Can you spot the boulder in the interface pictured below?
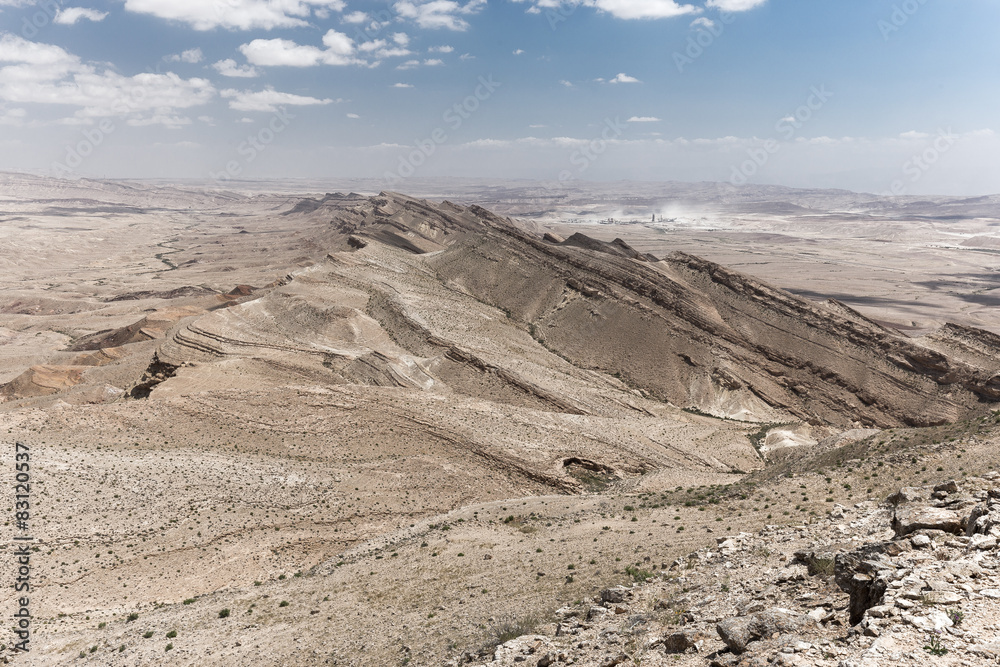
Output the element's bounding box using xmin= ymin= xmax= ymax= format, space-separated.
xmin=922 ymin=591 xmax=962 ymax=605
xmin=966 ymin=501 xmax=1000 ymax=536
xmin=715 ymin=609 xmax=813 ymax=654
xmin=934 ymin=480 xmax=960 ymax=494
xmin=885 ymin=487 xmax=924 ymax=505
xmin=892 ymin=506 xmax=963 ymax=536
xmin=600 ymin=588 xmax=627 ymax=604
xmin=663 ymin=628 xmax=707 ymax=654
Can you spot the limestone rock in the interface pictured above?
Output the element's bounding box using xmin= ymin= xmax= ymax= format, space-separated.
xmin=892 ymin=506 xmax=963 ymax=536
xmin=834 ymin=546 xmax=895 ymax=625
xmin=600 ymin=588 xmax=626 ymax=605
xmin=663 ymin=628 xmax=707 ymax=653
xmin=716 ymin=609 xmax=814 ymax=654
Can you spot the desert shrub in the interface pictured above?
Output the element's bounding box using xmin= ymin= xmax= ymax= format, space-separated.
xmin=625 ymin=565 xmax=653 ymax=582
xmin=482 ymin=613 xmax=540 ymax=651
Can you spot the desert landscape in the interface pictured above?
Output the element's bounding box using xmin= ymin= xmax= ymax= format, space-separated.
xmin=3 ymin=174 xmax=1000 ymax=665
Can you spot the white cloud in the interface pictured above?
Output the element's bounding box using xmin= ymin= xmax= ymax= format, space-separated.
xmin=393 ymin=33 xmax=411 ymax=46
xmin=240 ymin=31 xmax=360 ymax=66
xmin=396 ymin=57 xmax=444 ymax=70
xmin=393 ymin=0 xmax=486 ymax=31
xmin=690 ymin=16 xmax=714 ymax=29
xmin=705 ymin=0 xmax=766 ymax=11
xmin=212 ymin=58 xmax=259 ymax=77
xmin=513 ymin=48 xmax=525 ymax=55
xmin=609 ymin=72 xmax=641 ymax=83
xmin=461 ymin=138 xmax=510 ymax=149
xmin=392 ymin=82 xmax=413 ymax=88
xmin=221 ymin=87 xmax=334 ymax=112
xmin=342 ymin=10 xmax=369 ymax=23
xmin=528 ymin=123 xmax=546 ymax=128
xmin=627 ymin=116 xmax=660 ymax=122
xmin=514 ymin=0 xmax=699 ymax=20
xmin=54 ymin=7 xmax=109 ymax=24
xmin=559 ymin=79 xmax=573 ymax=87
xmin=356 ymin=39 xmax=412 ymax=60
xmin=899 ymin=130 xmax=930 ymax=140
xmin=377 ymin=47 xmax=413 ymax=58
xmin=459 ymin=53 xmax=474 ymax=60
xmin=167 ymin=48 xmax=203 ymax=63
xmin=323 ymin=29 xmax=355 ymax=55
xmin=346 ymin=112 xmax=359 ymax=118
xmin=123 ymin=0 xmax=347 ymax=31
xmin=429 ymin=45 xmax=453 ymax=53
xmin=241 ymin=38 xmax=326 ymax=66
xmin=128 ymin=114 xmax=192 ymax=128
xmin=0 ymin=33 xmax=214 ymax=126
xmin=357 ymin=39 xmax=387 ymax=53
xmin=592 ymin=0 xmax=698 ymax=19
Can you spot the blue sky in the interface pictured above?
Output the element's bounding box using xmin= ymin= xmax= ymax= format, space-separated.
xmin=0 ymin=0 xmax=998 ymax=194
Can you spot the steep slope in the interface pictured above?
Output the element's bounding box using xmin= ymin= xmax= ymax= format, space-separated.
xmin=412 ymin=199 xmax=1000 ymax=428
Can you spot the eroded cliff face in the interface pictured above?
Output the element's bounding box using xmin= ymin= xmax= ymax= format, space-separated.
xmin=336 ymin=192 xmax=1000 ymax=428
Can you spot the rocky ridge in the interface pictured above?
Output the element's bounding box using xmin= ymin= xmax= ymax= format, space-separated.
xmin=466 ymin=474 xmax=1000 ymax=667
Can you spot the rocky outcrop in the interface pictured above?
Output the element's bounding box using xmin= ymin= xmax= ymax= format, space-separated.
xmin=127 ymin=354 xmax=180 ymax=398
xmin=466 ymin=474 xmax=1000 ymax=667
xmin=716 ymin=609 xmax=815 ymax=654
xmin=834 ymin=544 xmax=895 ymax=625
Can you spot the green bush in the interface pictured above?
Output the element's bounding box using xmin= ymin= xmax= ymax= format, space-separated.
xmin=625 ymin=565 xmax=653 ymax=582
